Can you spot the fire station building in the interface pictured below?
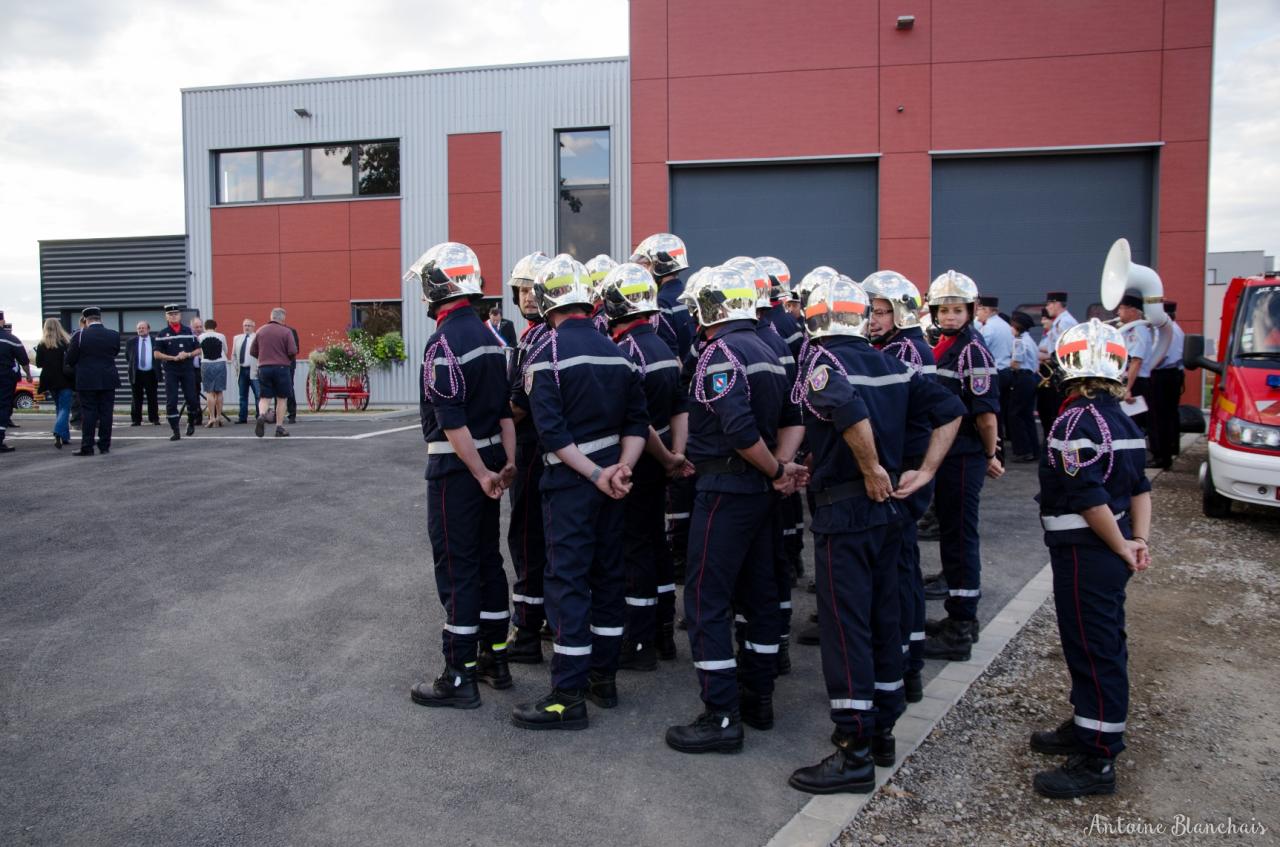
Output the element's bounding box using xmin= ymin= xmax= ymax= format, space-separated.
xmin=181 ymin=0 xmax=1213 ymax=404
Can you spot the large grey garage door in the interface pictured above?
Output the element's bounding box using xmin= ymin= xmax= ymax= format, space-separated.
xmin=931 ymin=151 xmax=1155 ymax=317
xmin=670 ymin=162 xmax=877 ymax=278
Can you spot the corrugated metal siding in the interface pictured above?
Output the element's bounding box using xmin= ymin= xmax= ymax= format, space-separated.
xmin=40 ymin=235 xmax=188 ymax=315
xmin=183 ymin=58 xmax=630 ymax=405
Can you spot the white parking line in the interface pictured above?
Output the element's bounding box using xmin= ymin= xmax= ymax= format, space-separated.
xmin=4 ymin=424 xmax=421 ymax=442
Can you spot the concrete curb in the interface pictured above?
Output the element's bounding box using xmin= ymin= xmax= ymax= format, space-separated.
xmin=765 ymin=561 xmax=1055 ymax=847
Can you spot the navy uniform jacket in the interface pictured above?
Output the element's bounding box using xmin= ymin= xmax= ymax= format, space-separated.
xmin=934 ymin=324 xmax=1000 ymax=456
xmin=655 ymin=276 xmax=694 ymax=363
xmin=802 ymin=336 xmax=964 ymax=533
xmin=1038 ymin=394 xmax=1151 ymax=548
xmin=614 ymin=320 xmax=685 ymax=484
xmin=0 ymin=328 xmax=30 ymax=380
xmin=757 ymin=319 xmax=798 ymax=389
xmin=525 ymin=315 xmax=650 ymax=491
xmin=153 ymin=324 xmax=199 ymax=374
xmin=879 ymin=326 xmax=939 ymax=460
xmin=510 ymin=321 xmax=551 ymax=447
xmin=765 ymin=303 xmax=803 ymax=359
xmin=419 ymin=303 xmax=511 ymax=480
xmin=686 ymin=320 xmax=796 ymax=494
xmin=65 ymin=324 xmax=121 ymax=390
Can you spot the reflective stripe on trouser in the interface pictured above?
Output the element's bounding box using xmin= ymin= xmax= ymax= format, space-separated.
xmin=542 ymin=478 xmax=627 ymax=690
xmin=685 ymin=490 xmax=779 ymax=710
xmin=1051 ymin=542 xmax=1132 ymax=758
xmin=163 ymin=366 xmax=198 ymax=426
xmin=427 ymin=471 xmax=509 ymax=669
xmin=771 ymin=492 xmax=794 ymax=635
xmin=814 ymin=521 xmax=905 ymax=740
xmin=622 ymin=474 xmax=667 ymax=648
xmin=897 ymin=472 xmax=934 ymax=677
xmin=782 ymin=490 xmax=805 ymax=569
xmin=507 ymin=443 xmax=547 ymax=630
xmin=937 ymin=450 xmax=987 ymax=620
xmin=666 ymin=474 xmax=695 ymax=563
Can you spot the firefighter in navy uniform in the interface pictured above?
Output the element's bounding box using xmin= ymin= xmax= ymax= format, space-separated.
xmin=512 ymin=254 xmax=650 ymax=730
xmin=407 ymin=242 xmax=517 ymax=710
xmin=505 ymin=251 xmax=553 ymax=664
xmin=584 ymin=254 xmax=619 ymax=335
xmin=788 ymin=275 xmax=961 ymax=794
xmin=665 ymin=265 xmax=805 ymax=754
xmin=633 ymin=233 xmax=693 ymax=363
xmin=1031 ymin=319 xmax=1151 ymax=799
xmin=0 ymin=319 xmax=31 ymax=454
xmin=153 ymin=304 xmax=200 ymax=441
xmin=921 ymin=271 xmax=1005 ymax=661
xmin=600 ymin=262 xmax=691 ymax=670
xmin=862 ymin=269 xmax=956 ymax=703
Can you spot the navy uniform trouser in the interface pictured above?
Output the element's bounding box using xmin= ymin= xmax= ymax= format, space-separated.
xmin=1148 ymin=368 xmax=1184 ymax=464
xmin=896 ymin=470 xmax=933 ymax=677
xmin=771 ymin=494 xmax=794 ymax=636
xmin=78 ymin=388 xmax=115 ymax=452
xmin=782 ymin=491 xmax=805 ymax=575
xmin=0 ymin=374 xmax=14 ymax=444
xmin=666 ymin=475 xmax=695 ymax=567
xmin=1050 ymin=542 xmax=1132 ymax=758
xmin=622 ymin=474 xmax=674 ymax=649
xmin=686 ymin=489 xmax=779 ymax=710
xmin=1008 ymin=369 xmax=1040 ymax=457
xmin=997 ymin=368 xmax=1014 ymax=451
xmin=542 ymin=478 xmax=627 ymax=690
xmin=507 ymin=442 xmax=547 ymax=632
xmin=163 ymin=366 xmax=198 ymax=428
xmin=814 ymin=520 xmax=905 ymax=740
xmin=426 ymin=470 xmax=509 ymax=669
xmin=937 ymin=450 xmax=987 ymax=621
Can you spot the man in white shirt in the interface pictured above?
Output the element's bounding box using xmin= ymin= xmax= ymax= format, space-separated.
xmin=1148 ymin=301 xmax=1185 ymax=469
xmin=1116 ymin=292 xmax=1154 ymax=435
xmin=231 ymin=318 xmax=260 ymax=424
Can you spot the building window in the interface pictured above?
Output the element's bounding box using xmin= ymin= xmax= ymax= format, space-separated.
xmin=351 ymin=301 xmax=402 ymax=336
xmin=215 ymin=141 xmax=400 ymax=204
xmin=556 ymin=128 xmax=610 ymax=258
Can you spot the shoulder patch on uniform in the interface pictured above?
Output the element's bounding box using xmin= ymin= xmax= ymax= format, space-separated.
xmin=1062 ymin=449 xmax=1080 ymax=476
xmin=711 ymin=372 xmax=729 ymax=395
xmin=808 ymin=364 xmax=830 ymax=392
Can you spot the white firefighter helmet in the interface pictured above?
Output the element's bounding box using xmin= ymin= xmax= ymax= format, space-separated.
xmin=687 ymin=265 xmax=758 ymax=328
xmin=1055 ymin=318 xmax=1129 ymax=384
xmin=805 ymin=272 xmax=870 ymax=341
xmin=508 ymin=251 xmax=551 ymax=306
xmin=600 ymin=262 xmax=660 ymax=321
xmin=754 ymin=256 xmax=791 ymax=304
xmin=584 ymin=254 xmax=619 ymax=303
xmin=533 ymin=253 xmax=593 ymax=317
xmin=724 ymin=256 xmax=771 ymax=310
xmin=861 ymin=270 xmax=923 ymax=330
xmin=405 ymin=242 xmax=483 ymax=305
xmin=927 ymin=269 xmax=979 ymax=306
xmin=630 ymin=233 xmax=689 ymax=278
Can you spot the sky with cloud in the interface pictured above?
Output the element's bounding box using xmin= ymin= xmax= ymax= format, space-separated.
xmin=1 ymin=1 xmax=1276 ymax=341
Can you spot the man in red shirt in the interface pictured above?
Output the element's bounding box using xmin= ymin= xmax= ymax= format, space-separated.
xmin=249 ymin=308 xmax=298 ymax=438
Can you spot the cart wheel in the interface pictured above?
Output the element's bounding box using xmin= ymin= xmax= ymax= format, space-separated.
xmin=1201 ymin=462 xmax=1232 ymax=518
xmin=357 ymin=372 xmax=371 ymax=411
xmin=14 ymin=393 xmax=35 ymax=410
xmin=307 ymin=369 xmax=326 ymax=412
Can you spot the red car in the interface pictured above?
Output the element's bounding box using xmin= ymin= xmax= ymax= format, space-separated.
xmin=14 ymin=375 xmax=40 ymax=409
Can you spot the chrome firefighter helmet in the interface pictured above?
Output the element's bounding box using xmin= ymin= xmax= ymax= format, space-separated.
xmin=754 ymin=256 xmax=791 ymax=304
xmin=508 ymin=251 xmax=551 ymax=307
xmin=405 ymin=242 xmax=483 ymax=306
xmin=686 ymin=265 xmax=758 ymax=328
xmin=724 ymin=256 xmax=771 ymax=310
xmin=677 ymin=266 xmax=712 ymax=313
xmin=1055 ymin=318 xmax=1128 ymax=384
xmin=600 ymin=262 xmax=660 ymax=321
xmin=927 ymin=270 xmax=979 ymax=306
xmin=533 ymin=254 xmax=593 ymax=317
xmin=861 ymin=270 xmax=923 ymax=330
xmin=584 ymin=254 xmax=619 ymax=303
xmin=805 ymin=273 xmax=869 ymax=340
xmin=796 ymin=266 xmax=840 ymax=312
xmin=630 ymin=233 xmax=689 ymax=278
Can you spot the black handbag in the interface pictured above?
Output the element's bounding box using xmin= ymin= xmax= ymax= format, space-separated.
xmin=1178 ymin=404 xmax=1206 ymax=434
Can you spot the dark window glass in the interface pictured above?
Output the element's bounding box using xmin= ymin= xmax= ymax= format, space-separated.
xmin=557 ymin=129 xmax=610 ymax=257
xmin=263 ymin=149 xmax=304 ymax=199
xmin=358 ymin=142 xmax=400 ymax=195
xmin=218 ymin=151 xmax=257 ymax=202
xmin=312 ymin=146 xmax=353 ymax=196
xmin=351 ymin=301 xmax=402 ymax=335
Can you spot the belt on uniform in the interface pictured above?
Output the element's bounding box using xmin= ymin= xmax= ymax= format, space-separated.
xmin=1040 ymin=510 xmax=1126 ymax=531
xmin=813 ymin=473 xmax=899 ymax=507
xmin=694 ymin=456 xmax=750 ymax=476
xmin=427 ymin=432 xmax=502 ymax=455
xmin=545 ymin=434 xmax=620 ymax=466
xmin=654 ymin=424 xmax=670 ymax=437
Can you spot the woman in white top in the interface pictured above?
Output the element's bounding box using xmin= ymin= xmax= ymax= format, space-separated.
xmin=198 ymin=319 xmax=229 ymax=427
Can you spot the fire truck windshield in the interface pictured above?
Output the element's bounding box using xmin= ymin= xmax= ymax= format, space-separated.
xmin=1234 ymin=284 xmax=1280 ymax=364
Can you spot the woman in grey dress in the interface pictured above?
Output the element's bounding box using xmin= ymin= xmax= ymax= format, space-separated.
xmin=198 ymin=319 xmax=228 ymax=426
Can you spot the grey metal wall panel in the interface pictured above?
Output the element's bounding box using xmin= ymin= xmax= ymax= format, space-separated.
xmin=931 ymin=152 xmax=1155 ymax=315
xmin=40 ymin=235 xmax=188 ymax=316
xmin=182 ymin=58 xmax=629 ymax=404
xmin=669 ymin=162 xmax=878 ymax=279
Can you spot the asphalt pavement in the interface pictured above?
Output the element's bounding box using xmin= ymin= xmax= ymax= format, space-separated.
xmin=0 ymin=411 xmax=1047 ymax=847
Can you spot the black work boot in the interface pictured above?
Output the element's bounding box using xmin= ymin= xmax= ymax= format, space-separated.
xmin=870 ymin=725 xmax=895 ymax=767
xmin=797 ymin=624 xmax=820 ymax=646
xmin=476 ymin=646 xmax=513 ymax=690
xmin=739 ymin=685 xmax=774 ymax=731
xmin=776 ymin=636 xmax=792 ymax=676
xmin=410 ymin=665 xmax=481 ymax=710
xmin=665 ymin=708 xmax=744 ymax=754
xmin=618 ymin=639 xmax=657 ymax=672
xmin=789 ymin=731 xmax=876 ymax=794
xmin=656 ymin=621 xmax=677 ymax=660
xmin=586 ymin=670 xmax=618 ymax=708
xmin=506 ymin=627 xmax=543 ymax=664
xmin=1030 ymin=718 xmax=1087 ymax=756
xmin=924 ymin=617 xmax=979 ymax=643
xmin=539 ymin=621 xmax=554 ymax=641
xmin=903 ymin=671 xmax=923 ymax=704
xmin=921 ymin=619 xmax=972 ymax=661
xmin=923 ymin=573 xmax=948 ymax=599
xmin=186 ymin=418 xmax=195 ymax=436
xmin=511 ymin=688 xmax=589 ymax=731
xmin=170 ymin=424 xmax=182 ymax=442
xmin=1033 ymin=754 xmax=1118 ymax=799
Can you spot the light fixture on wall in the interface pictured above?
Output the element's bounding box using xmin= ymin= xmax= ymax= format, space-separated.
xmin=896 ymin=15 xmax=915 ymax=29
xmin=294 ymin=108 xmax=312 ymax=118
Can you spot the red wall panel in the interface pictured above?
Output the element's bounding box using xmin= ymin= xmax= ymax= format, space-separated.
xmin=350 ymin=249 xmax=403 ymax=300
xmin=631 ymin=162 xmax=670 ymax=247
xmin=211 ymin=205 xmax=279 ymax=255
xmin=630 ymin=0 xmax=668 ymax=81
xmin=447 ymin=133 xmax=502 ymax=194
xmin=879 ymin=64 xmax=930 ymax=153
xmin=880 ymin=0 xmax=932 ymax=67
xmin=631 ymin=79 xmax=669 ymax=164
xmin=281 ymin=251 xmax=350 ymax=304
xmin=278 ymin=300 xmax=351 ymax=354
xmin=212 ymin=253 xmax=280 ymax=304
xmin=1161 ymin=47 xmax=1213 ymax=142
xmin=280 ymin=203 xmax=350 ymax=253
xmin=931 ymin=0 xmax=1164 ymax=64
xmin=447 ymin=192 xmax=503 ymax=246
xmin=1163 ymin=0 xmax=1215 ymax=49
xmin=1158 ymin=141 xmax=1210 ymax=234
xmin=878 ymin=153 xmax=930 ymax=239
xmin=211 ymin=301 xmax=279 ymax=332
xmin=876 ymin=237 xmax=931 ymax=291
xmin=350 ymin=199 xmax=401 ymax=250
xmin=448 ymin=132 xmax=503 ymax=295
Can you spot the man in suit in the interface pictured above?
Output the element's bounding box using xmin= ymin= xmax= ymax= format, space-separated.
xmin=0 ymin=316 xmax=31 ymax=453
xmin=65 ymin=306 xmax=121 ymax=455
xmin=231 ymin=318 xmax=260 ymax=424
xmin=126 ymin=320 xmax=161 ymax=426
xmin=488 ymin=306 xmax=517 ymax=347
xmin=285 ymin=323 xmax=300 ymax=424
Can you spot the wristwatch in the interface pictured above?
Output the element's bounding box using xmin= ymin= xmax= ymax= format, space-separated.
xmin=772 ymin=462 xmax=786 ymax=481
xmin=589 ymin=466 xmax=603 ymax=483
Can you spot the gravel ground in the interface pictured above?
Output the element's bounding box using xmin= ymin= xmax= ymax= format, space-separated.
xmin=838 ymin=440 xmax=1280 ymax=847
